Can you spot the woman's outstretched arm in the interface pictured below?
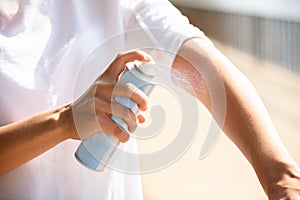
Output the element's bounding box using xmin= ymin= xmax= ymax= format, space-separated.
xmin=172 ymin=37 xmax=300 ymax=199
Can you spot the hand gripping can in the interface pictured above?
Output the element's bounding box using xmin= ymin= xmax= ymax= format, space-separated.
xmin=75 ymin=62 xmax=156 ymax=171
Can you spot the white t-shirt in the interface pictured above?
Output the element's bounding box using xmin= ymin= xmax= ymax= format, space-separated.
xmin=0 ymin=0 xmax=207 ymax=199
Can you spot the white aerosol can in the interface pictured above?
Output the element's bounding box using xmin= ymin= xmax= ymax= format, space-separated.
xmin=75 ymin=62 xmax=156 ymax=171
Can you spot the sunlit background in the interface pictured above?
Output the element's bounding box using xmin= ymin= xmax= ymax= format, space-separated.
xmin=141 ymin=0 xmax=300 ymax=199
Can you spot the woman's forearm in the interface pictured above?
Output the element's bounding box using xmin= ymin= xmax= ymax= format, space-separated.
xmin=172 ymin=38 xmax=300 ymax=196
xmin=0 ymin=104 xmax=74 ymax=175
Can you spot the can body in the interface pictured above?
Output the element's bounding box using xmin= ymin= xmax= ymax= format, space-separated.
xmin=75 ymin=62 xmax=156 ymax=171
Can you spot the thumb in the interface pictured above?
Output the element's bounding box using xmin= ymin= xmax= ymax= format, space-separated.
xmin=103 ymin=50 xmax=152 ymax=82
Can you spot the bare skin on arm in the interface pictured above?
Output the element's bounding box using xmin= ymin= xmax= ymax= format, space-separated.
xmin=172 ymin=37 xmax=300 ymax=199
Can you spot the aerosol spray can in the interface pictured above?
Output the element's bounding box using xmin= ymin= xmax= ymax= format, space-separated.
xmin=75 ymin=62 xmax=156 ymax=171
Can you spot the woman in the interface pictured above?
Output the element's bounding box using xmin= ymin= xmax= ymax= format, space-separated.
xmin=0 ymin=0 xmax=299 ymax=199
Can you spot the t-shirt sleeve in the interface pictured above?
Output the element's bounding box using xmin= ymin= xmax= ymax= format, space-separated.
xmin=120 ymin=0 xmax=213 ymax=63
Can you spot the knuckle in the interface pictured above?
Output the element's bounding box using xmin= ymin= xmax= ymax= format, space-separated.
xmin=112 ymin=126 xmax=122 ymax=136
xmin=112 ymin=126 xmax=123 ymax=137
xmin=112 ymin=126 xmax=129 ymax=142
xmin=116 ymin=107 xmax=128 ymax=117
xmin=139 ymin=95 xmax=149 ymax=105
xmin=116 ymin=52 xmax=123 ymax=58
xmin=122 ymin=82 xmax=135 ymax=92
xmin=115 ymin=52 xmax=126 ymax=63
xmin=115 ymin=53 xmax=122 ymax=60
xmin=111 ymin=102 xmax=123 ymax=115
xmin=116 ymin=107 xmax=134 ymax=124
xmin=130 ymin=122 xmax=138 ymax=132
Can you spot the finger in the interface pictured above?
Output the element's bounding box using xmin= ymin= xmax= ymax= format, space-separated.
xmin=103 ymin=50 xmax=152 ymax=81
xmin=95 ymin=99 xmax=138 ymax=133
xmin=97 ymin=114 xmax=130 ymax=143
xmin=95 ymin=82 xmax=149 ymax=111
xmin=113 ymin=82 xmax=149 ymax=111
xmin=110 ymin=101 xmax=139 ymax=133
